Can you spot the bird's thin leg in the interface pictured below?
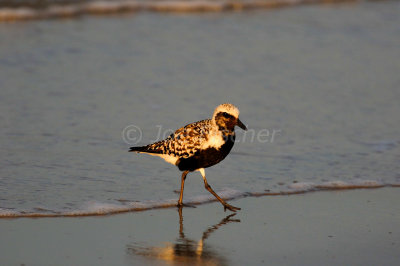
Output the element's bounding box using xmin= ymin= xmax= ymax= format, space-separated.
xmin=198 ymin=168 xmax=241 ymax=212
xmin=178 ymin=170 xmax=189 ymax=206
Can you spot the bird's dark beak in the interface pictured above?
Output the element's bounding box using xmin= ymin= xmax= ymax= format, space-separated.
xmin=236 ymin=118 xmax=247 ymax=131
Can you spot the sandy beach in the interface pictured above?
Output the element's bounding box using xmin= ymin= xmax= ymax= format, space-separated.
xmin=1 ymin=187 xmax=399 ymax=265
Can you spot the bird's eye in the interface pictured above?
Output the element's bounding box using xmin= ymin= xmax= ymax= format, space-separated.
xmin=222 ymin=112 xmax=230 ymax=118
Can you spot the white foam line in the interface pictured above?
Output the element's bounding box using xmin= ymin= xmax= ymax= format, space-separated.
xmin=66 ymin=188 xmax=244 ymax=216
xmin=1 ymin=182 xmax=398 ymax=218
xmin=0 ymin=208 xmax=20 ymax=217
xmin=288 ymin=182 xmax=316 ymax=191
xmin=0 ymin=0 xmax=361 ymax=21
xmin=316 ymin=180 xmax=385 ymax=189
xmin=286 ymin=179 xmax=386 ymax=192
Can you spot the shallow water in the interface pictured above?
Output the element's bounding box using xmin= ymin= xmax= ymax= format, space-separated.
xmin=0 ymin=1 xmax=400 ymax=217
xmin=0 ymin=0 xmax=376 ymax=21
xmin=2 ymin=188 xmax=400 ymax=265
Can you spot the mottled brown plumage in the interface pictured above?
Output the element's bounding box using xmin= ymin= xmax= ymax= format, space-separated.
xmin=139 ymin=119 xmax=212 ymax=158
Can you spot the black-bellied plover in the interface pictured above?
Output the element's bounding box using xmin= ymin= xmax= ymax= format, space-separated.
xmin=129 ymin=103 xmax=247 ymax=212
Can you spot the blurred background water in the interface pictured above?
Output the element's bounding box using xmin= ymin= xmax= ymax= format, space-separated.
xmin=0 ymin=0 xmax=399 ymax=216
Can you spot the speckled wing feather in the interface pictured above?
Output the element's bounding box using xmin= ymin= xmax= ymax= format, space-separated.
xmin=130 ymin=119 xmax=212 ymax=159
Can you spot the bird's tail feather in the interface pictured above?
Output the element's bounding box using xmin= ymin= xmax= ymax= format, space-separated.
xmin=129 ymin=145 xmax=163 ymax=154
xmin=129 ymin=146 xmax=147 ymax=152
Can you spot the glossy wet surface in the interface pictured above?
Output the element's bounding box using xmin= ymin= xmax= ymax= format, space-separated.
xmin=1 ymin=188 xmax=400 ymax=265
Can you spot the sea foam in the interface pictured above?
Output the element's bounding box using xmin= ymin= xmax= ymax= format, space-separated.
xmin=0 ymin=182 xmax=397 ymax=218
xmin=0 ymin=0 xmax=360 ymax=21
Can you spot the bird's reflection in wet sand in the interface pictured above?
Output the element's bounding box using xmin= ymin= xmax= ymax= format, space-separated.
xmin=127 ymin=208 xmax=240 ymax=265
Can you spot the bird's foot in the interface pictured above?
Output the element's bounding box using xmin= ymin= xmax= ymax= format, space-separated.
xmin=223 ymin=203 xmax=241 ymax=212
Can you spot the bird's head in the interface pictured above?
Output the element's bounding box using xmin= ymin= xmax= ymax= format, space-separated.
xmin=212 ymin=103 xmax=247 ymax=132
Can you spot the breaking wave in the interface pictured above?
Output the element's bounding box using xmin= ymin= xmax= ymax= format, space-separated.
xmin=0 ymin=0 xmax=363 ymax=21
xmin=1 ymin=180 xmax=399 ymax=218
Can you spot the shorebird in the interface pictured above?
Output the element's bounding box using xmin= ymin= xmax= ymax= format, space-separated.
xmin=129 ymin=103 xmax=247 ymax=212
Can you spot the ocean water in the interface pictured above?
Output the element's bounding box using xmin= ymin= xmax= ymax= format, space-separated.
xmin=0 ymin=0 xmax=379 ymax=21
xmin=0 ymin=0 xmax=399 ymax=217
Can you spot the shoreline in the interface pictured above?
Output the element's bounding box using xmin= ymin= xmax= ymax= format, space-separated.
xmin=0 ymin=0 xmax=375 ymax=22
xmin=1 ymin=183 xmax=399 ymax=218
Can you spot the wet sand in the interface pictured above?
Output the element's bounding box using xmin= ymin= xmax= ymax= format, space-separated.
xmin=1 ymin=187 xmax=399 ymax=265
